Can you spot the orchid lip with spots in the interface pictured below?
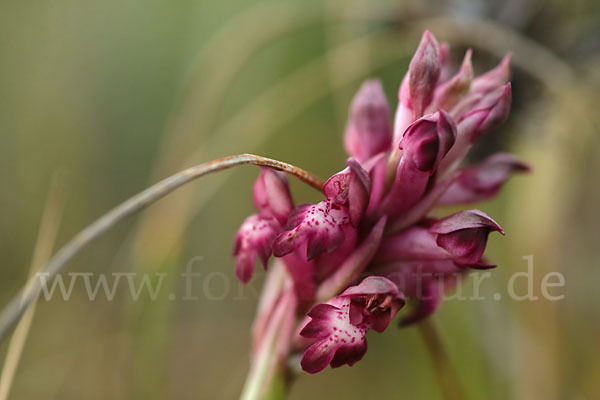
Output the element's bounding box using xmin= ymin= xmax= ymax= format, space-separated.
xmin=231 ymin=29 xmax=529 ymax=395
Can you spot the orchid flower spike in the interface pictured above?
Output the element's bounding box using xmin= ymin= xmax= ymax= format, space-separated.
xmin=233 ymin=30 xmax=529 ymax=376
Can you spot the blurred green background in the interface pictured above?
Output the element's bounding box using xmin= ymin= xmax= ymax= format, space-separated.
xmin=0 ymin=0 xmax=599 ymax=399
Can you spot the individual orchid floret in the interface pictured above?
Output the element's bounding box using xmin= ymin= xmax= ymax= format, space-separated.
xmin=437 ymin=42 xmax=453 ymax=83
xmin=376 ymin=210 xmax=503 ymax=267
xmin=272 ymin=199 xmax=350 ymax=260
xmin=233 ymin=214 xmax=281 ymax=283
xmin=408 ymin=30 xmax=441 ymax=119
xmin=344 ymin=80 xmax=392 ymax=164
xmin=400 ymin=110 xmax=456 ymax=172
xmin=430 ymin=209 xmax=504 ymax=266
xmin=439 ymin=83 xmax=512 ymax=172
xmin=381 ymin=110 xmax=456 ymax=216
xmin=340 ymin=275 xmax=405 ymax=332
xmin=438 ymin=153 xmax=531 ymax=205
xmin=253 ymin=167 xmax=294 ymax=225
xmin=459 ymin=83 xmax=512 ymax=143
xmin=323 ymin=158 xmax=371 ymax=227
xmin=300 ymin=276 xmax=404 ymax=373
xmin=393 ymin=31 xmax=442 ymax=145
xmin=470 ymin=53 xmax=512 ymax=95
xmin=432 ymin=49 xmax=473 ymax=112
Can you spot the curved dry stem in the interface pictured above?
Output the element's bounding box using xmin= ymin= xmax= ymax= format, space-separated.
xmin=0 ymin=154 xmax=324 ymax=343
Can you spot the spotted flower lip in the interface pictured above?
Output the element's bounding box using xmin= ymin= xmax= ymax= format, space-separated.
xmin=299 ymin=276 xmax=404 ymax=373
xmin=272 ymin=199 xmax=350 ymax=261
xmin=344 ymin=80 xmax=393 ymax=164
xmin=233 ymin=214 xmax=280 ymax=283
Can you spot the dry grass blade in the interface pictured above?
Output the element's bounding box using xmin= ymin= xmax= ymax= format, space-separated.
xmin=0 ymin=173 xmax=66 ymax=400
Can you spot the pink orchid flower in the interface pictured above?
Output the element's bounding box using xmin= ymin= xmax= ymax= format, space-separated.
xmin=233 ymin=30 xmax=529 ymax=374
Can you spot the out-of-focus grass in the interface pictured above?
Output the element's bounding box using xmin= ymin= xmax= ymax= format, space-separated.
xmin=0 ymin=0 xmax=599 ymax=399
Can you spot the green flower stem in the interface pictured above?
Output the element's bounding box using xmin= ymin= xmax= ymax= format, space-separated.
xmin=418 ymin=319 xmax=467 ymax=400
xmin=240 ymin=289 xmax=294 ymax=400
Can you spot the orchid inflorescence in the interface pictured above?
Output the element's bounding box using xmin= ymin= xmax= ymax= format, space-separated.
xmin=233 ymin=30 xmax=529 ymax=376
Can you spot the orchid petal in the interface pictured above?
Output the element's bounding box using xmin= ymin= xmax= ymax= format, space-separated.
xmin=471 ymin=53 xmax=512 ymax=94
xmin=300 ymin=299 xmax=368 ymax=373
xmin=438 ymin=152 xmax=531 ymax=204
xmin=408 ymin=30 xmax=441 ymax=119
xmin=233 ymin=215 xmax=280 ymax=283
xmin=381 ymin=111 xmax=456 ymax=216
xmin=252 ymin=167 xmax=294 ymax=225
xmin=344 ymin=80 xmax=392 ymax=163
xmin=272 ymin=200 xmax=350 ymax=260
xmin=324 ymin=158 xmax=371 ymax=227
xmin=300 ymin=276 xmax=404 ymax=373
xmin=432 ymin=49 xmax=473 ymax=111
xmin=430 ymin=210 xmax=504 ymax=265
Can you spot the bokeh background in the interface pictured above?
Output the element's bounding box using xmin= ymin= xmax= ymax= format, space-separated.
xmin=0 ymin=0 xmax=599 ymax=399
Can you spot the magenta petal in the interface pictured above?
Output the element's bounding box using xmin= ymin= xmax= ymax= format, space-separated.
xmin=341 ymin=276 xmax=402 ymax=298
xmin=394 ymin=76 xmax=414 ymax=146
xmin=432 ymin=49 xmax=473 ymax=111
xmin=343 ymin=80 xmax=392 ymax=163
xmin=430 ymin=210 xmax=504 ymax=265
xmin=435 ymin=228 xmax=488 ymax=264
xmin=314 ymin=224 xmax=357 ymax=280
xmin=282 ymin=249 xmax=317 ymax=302
xmin=381 ymin=111 xmax=456 ymax=217
xmin=382 ymin=156 xmax=430 ymax=217
xmin=438 ymin=152 xmax=531 ymax=204
xmin=272 ymin=200 xmax=350 ymax=260
xmin=408 ymin=30 xmax=441 ymax=118
xmin=340 ymin=276 xmax=405 ymax=333
xmin=365 ymin=153 xmax=388 ymax=216
xmin=439 ymin=83 xmax=512 ymax=173
xmin=437 ymin=42 xmax=453 ymax=83
xmin=253 ymin=167 xmax=294 ymax=225
xmin=429 ymin=209 xmax=504 ymax=235
xmin=459 ymin=83 xmax=512 ymax=143
xmin=376 ymin=226 xmax=452 ymax=263
xmin=330 ymin=340 xmax=368 ymax=368
xmin=301 ymin=338 xmax=339 ymax=374
xmin=300 ymin=298 xmax=369 ymax=374
xmin=400 ymin=111 xmax=456 ymax=172
xmin=232 ymin=214 xmax=280 ymax=283
xmin=300 ymin=304 xmax=340 ymax=339
xmin=324 ymin=158 xmax=371 ymax=227
xmin=471 ymin=53 xmax=512 ymax=94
